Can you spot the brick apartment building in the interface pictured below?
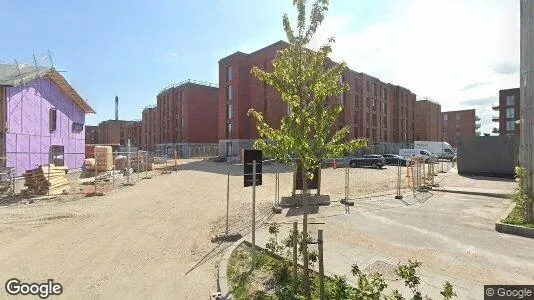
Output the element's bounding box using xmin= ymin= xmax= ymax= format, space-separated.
xmin=85 ymin=125 xmax=99 ymax=144
xmin=492 ymin=88 xmax=520 ymax=136
xmin=97 ymin=120 xmax=130 ymax=145
xmin=441 ymin=109 xmax=480 ymax=148
xmin=125 ymin=121 xmax=142 ymax=147
xmin=415 ymin=98 xmax=442 ymax=141
xmin=218 ymin=41 xmax=416 ymax=156
xmin=140 ymin=80 xmax=218 ymax=154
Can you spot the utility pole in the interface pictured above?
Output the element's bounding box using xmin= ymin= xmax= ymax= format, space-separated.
xmin=520 ymin=0 xmax=534 ymax=221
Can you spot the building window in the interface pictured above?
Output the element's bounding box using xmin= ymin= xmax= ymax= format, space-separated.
xmin=372 ymin=99 xmax=376 ymax=110
xmin=226 ymin=123 xmax=232 ymax=138
xmin=366 ymin=113 xmax=370 ymax=123
xmin=383 ymin=130 xmax=387 ymax=140
xmin=366 ymin=127 xmax=370 ymax=138
xmin=353 ymin=111 xmax=358 ymax=124
xmin=443 ymin=114 xmax=448 ymax=121
xmin=366 ymin=97 xmax=370 ymax=107
xmin=366 ymin=81 xmax=370 ymax=92
xmin=353 ymin=126 xmax=359 ymax=137
xmin=372 ymin=114 xmax=377 ymax=126
xmin=372 ymin=84 xmax=377 ymax=97
xmin=72 ymin=122 xmax=83 ymax=132
xmin=506 ymin=107 xmax=515 ymax=119
xmin=506 ymin=95 xmax=515 ymax=106
xmin=372 ymin=129 xmax=376 ymax=140
xmin=354 ymin=94 xmax=359 ymax=109
xmin=226 ymin=85 xmax=233 ymax=101
xmin=506 ymin=120 xmax=515 ymax=131
xmin=383 ymin=88 xmax=387 ymax=101
xmin=226 ymin=66 xmax=232 ymax=82
xmin=456 ymin=113 xmax=461 ymax=120
xmin=49 ymin=108 xmax=57 ymax=132
xmin=226 ymin=104 xmax=232 ymax=120
xmin=50 ymin=145 xmax=64 ymax=167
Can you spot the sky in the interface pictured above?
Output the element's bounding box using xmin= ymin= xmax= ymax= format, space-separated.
xmin=0 ymin=0 xmax=519 ymax=135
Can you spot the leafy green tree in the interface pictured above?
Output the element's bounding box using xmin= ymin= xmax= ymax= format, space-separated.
xmin=247 ymin=0 xmax=367 ymax=297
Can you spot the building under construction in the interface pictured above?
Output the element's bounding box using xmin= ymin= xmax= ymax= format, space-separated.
xmin=0 ymin=54 xmax=95 ymax=176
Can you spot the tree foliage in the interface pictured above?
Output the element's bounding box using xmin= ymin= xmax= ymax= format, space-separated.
xmin=247 ymin=0 xmax=367 ymax=177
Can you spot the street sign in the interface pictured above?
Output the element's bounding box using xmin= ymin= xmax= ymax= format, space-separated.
xmin=244 ymin=150 xmax=262 ymax=187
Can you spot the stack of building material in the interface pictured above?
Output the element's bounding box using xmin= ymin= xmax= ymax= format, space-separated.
xmin=84 ymin=158 xmax=96 ymax=170
xmin=130 ymin=155 xmax=153 ymax=172
xmin=94 ymin=146 xmax=113 ymax=171
xmin=22 ymin=164 xmax=69 ymax=195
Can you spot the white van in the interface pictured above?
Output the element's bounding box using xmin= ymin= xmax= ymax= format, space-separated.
xmin=398 ymin=149 xmax=437 ymax=163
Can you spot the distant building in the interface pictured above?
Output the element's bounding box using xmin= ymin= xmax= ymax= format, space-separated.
xmin=85 ymin=125 xmax=99 ymax=144
xmin=140 ymin=80 xmax=219 ymax=154
xmin=125 ymin=121 xmax=142 ymax=147
xmin=218 ymin=40 xmax=417 ymax=157
xmin=0 ymin=63 xmax=94 ymax=176
xmin=441 ymin=109 xmax=480 ymax=148
xmin=97 ymin=120 xmax=130 ymax=145
xmin=492 ymin=88 xmax=520 ymax=136
xmin=415 ymin=98 xmax=442 ymax=141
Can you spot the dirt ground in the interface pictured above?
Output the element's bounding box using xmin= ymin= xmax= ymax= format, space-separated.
xmin=0 ymin=159 xmax=455 ymax=299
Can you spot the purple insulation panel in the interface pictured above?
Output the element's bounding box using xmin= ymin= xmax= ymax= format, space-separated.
xmin=5 ymin=77 xmax=87 ymax=176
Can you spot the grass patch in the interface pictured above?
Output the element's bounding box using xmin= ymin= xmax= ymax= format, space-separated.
xmin=502 ymin=205 xmax=534 ymax=228
xmin=227 ymin=244 xmax=279 ymax=300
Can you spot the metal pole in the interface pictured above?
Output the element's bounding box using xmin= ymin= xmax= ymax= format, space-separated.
xmin=344 ymin=162 xmax=349 ymax=202
xmin=127 ymin=139 xmax=131 ymax=184
xmin=292 ymin=221 xmax=298 ymax=292
xmin=112 ymin=151 xmax=116 ymax=189
xmin=145 ymin=152 xmax=149 ymax=178
xmin=174 ymin=150 xmax=177 ymax=171
xmin=47 ymin=157 xmax=51 ymax=196
xmin=251 ymin=160 xmax=257 ymax=266
xmin=94 ymin=151 xmax=98 ymax=194
xmin=226 ymin=163 xmax=230 ymax=236
xmin=441 ymin=137 xmax=444 ymax=172
xmin=137 ymin=150 xmax=140 ymax=180
xmin=318 ymin=229 xmax=325 ymax=300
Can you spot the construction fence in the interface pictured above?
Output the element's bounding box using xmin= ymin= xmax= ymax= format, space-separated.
xmin=79 ymin=149 xmax=180 ymax=195
xmin=154 ymin=144 xmax=218 ymax=159
xmin=222 ymin=157 xmax=457 ymax=209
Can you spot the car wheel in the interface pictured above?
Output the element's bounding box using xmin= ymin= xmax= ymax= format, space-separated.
xmin=372 ymin=163 xmax=377 ymax=169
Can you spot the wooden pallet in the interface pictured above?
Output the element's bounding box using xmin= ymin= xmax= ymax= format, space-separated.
xmin=23 ymin=164 xmax=70 ymax=195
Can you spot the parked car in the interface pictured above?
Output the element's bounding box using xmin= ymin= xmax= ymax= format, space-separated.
xmin=382 ymin=154 xmax=408 ymax=166
xmin=398 ymin=149 xmax=438 ymax=163
xmin=349 ymin=155 xmax=386 ymax=169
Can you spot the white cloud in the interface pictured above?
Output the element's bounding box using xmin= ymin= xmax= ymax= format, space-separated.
xmin=308 ymin=0 xmax=520 ymax=135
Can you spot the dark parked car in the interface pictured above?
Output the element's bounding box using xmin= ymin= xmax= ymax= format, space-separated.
xmin=349 ymin=155 xmax=385 ymax=169
xmin=382 ymin=154 xmax=408 ymax=166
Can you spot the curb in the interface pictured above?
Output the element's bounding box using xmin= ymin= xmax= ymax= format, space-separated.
xmin=495 ymin=203 xmax=534 ymax=239
xmin=217 ymin=237 xmax=246 ymax=300
xmin=495 ymin=222 xmax=534 ymax=239
xmin=432 ymin=188 xmax=511 ymax=199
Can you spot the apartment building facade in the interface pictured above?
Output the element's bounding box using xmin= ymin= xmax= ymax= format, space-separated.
xmin=140 ymin=80 xmax=218 ymax=153
xmin=125 ymin=121 xmax=142 ymax=147
xmin=441 ymin=109 xmax=480 ymax=148
xmin=492 ymin=88 xmax=520 ymax=136
xmin=218 ymin=41 xmax=416 ymax=156
xmin=415 ymin=99 xmax=442 ymax=141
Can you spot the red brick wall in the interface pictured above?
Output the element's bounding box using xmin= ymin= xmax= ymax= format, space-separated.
xmin=186 ymin=85 xmax=218 ymax=143
xmin=415 ymin=100 xmax=442 ymax=141
xmin=217 ymin=41 xmax=417 ymax=144
xmin=441 ymin=109 xmax=476 ymax=147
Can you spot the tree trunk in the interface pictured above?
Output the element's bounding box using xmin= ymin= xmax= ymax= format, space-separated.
xmin=301 ymin=164 xmax=311 ymax=299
